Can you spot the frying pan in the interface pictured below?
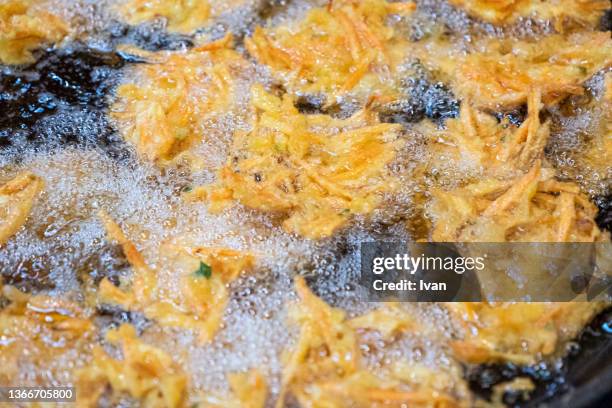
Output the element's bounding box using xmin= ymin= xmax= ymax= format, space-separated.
xmin=467 ymin=307 xmax=612 ymax=407
xmin=0 ymin=31 xmax=611 ymax=408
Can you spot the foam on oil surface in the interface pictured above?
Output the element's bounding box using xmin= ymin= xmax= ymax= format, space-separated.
xmin=547 ymin=70 xmax=612 ymax=198
xmin=0 ymin=0 xmax=485 ymax=399
xmin=0 ymin=122 xmax=437 ymax=398
xmin=5 ymin=0 xmax=604 ymax=403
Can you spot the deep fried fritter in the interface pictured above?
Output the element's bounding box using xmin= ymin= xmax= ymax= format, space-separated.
xmin=446 ymin=302 xmax=606 ymax=365
xmin=419 ymin=32 xmax=612 ymax=109
xmin=449 ymin=0 xmax=610 ymax=29
xmin=246 ymin=0 xmax=415 ymax=101
xmin=0 ymin=0 xmax=68 ymax=64
xmin=275 ymin=276 xmax=471 ymax=407
xmin=197 ymin=85 xmax=404 ymax=239
xmin=0 ymin=172 xmax=43 ymax=246
xmin=76 ymin=324 xmax=188 ymax=408
xmin=96 ymin=212 xmax=254 ymax=343
xmin=429 ymin=161 xmax=603 ymax=242
xmin=425 ymin=92 xmax=604 ymax=243
xmin=0 ymin=283 xmax=94 ymax=386
xmin=116 ymin=0 xmax=253 ymax=34
xmin=112 ymin=35 xmax=252 ymax=164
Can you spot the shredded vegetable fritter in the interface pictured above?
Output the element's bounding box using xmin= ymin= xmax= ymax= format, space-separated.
xmin=430 ymin=160 xmax=604 ymax=242
xmin=246 ymin=0 xmax=415 ymax=101
xmin=195 ymin=85 xmax=404 ymax=239
xmin=423 ymin=90 xmax=549 ymax=178
xmin=195 ymin=370 xmax=268 ymax=408
xmin=446 ymin=302 xmax=607 ymax=365
xmin=420 ymin=32 xmax=612 ymax=109
xmin=0 ymin=0 xmax=68 ymax=64
xmin=425 ymin=87 xmax=606 ymax=243
xmin=115 ymin=0 xmax=254 ymax=33
xmin=0 ymin=282 xmax=94 ymax=385
xmin=276 ymin=276 xmax=471 ymax=407
xmin=97 ymin=212 xmax=254 ymax=343
xmin=449 ymin=0 xmax=610 ymax=28
xmin=76 ymin=324 xmax=188 ymax=408
xmin=111 ymin=34 xmax=251 ymax=164
xmin=116 ymin=0 xmax=211 ymax=34
xmin=0 ymin=172 xmax=43 ymax=246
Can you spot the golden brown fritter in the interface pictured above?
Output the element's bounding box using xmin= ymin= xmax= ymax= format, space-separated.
xmin=419 ymin=32 xmax=612 ymax=110
xmin=96 ymin=211 xmax=254 ymax=343
xmin=425 ymin=91 xmax=604 ymax=243
xmin=422 ymin=90 xmax=549 ymax=178
xmin=446 ymin=302 xmax=607 ymax=365
xmin=429 ymin=161 xmax=603 ymax=242
xmin=246 ymin=0 xmax=415 ymax=101
xmin=115 ymin=0 xmax=211 ymax=33
xmin=195 ymin=85 xmax=404 ymax=239
xmin=275 ymin=276 xmax=472 ymax=408
xmin=115 ymin=0 xmax=253 ymax=34
xmin=0 ymin=0 xmax=68 ymax=64
xmin=111 ymin=35 xmax=252 ymax=164
xmin=0 ymin=283 xmax=95 ymax=387
xmin=449 ymin=0 xmax=610 ymax=29
xmin=76 ymin=324 xmax=188 ymax=408
xmin=0 ymin=172 xmax=43 ymax=246
xmin=1 ymin=1 xmax=610 ymax=407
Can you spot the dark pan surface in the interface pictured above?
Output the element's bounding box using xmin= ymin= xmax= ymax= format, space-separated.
xmin=467 ymin=308 xmax=612 ymax=407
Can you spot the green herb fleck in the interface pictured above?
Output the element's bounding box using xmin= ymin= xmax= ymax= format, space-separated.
xmin=182 ymin=185 xmax=193 ymax=193
xmin=194 ymin=261 xmax=212 ymax=279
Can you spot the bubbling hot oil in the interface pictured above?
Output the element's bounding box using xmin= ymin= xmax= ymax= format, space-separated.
xmin=0 ymin=0 xmax=610 ymax=403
